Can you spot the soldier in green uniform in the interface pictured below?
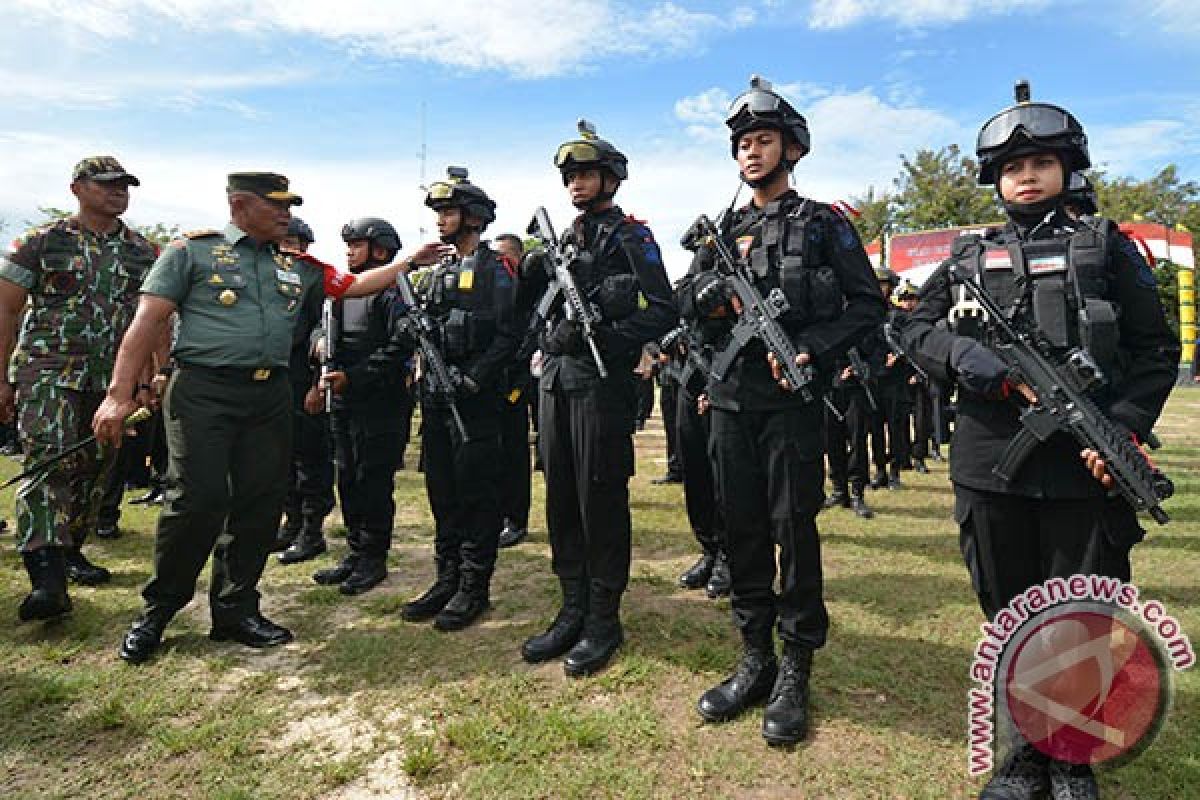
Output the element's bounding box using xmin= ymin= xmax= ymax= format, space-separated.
xmin=93 ymin=172 xmax=409 ymax=664
xmin=0 ymin=156 xmax=157 ymax=621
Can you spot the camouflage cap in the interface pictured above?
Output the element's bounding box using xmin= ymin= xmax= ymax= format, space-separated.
xmin=72 ymin=156 xmax=140 ymax=185
xmin=227 ymin=172 xmax=303 ymax=206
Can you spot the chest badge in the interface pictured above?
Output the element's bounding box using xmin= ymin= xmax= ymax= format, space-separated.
xmin=218 ymin=289 xmax=238 ymax=307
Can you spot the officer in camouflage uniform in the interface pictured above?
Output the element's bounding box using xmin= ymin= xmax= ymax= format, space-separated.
xmin=95 ymin=172 xmax=408 ymax=664
xmin=0 ymin=156 xmax=157 ymax=621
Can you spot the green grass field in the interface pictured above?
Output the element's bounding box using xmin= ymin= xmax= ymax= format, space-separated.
xmin=1 ymin=392 xmax=1197 ymax=799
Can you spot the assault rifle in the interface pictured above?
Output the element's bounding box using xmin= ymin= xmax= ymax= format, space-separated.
xmin=948 ymin=262 xmax=1173 ymax=524
xmin=691 ymin=214 xmax=815 ymax=402
xmin=394 ymin=269 xmax=470 ymax=443
xmin=320 ymin=298 xmax=335 ymax=413
xmin=525 ymin=207 xmax=608 ymax=378
xmin=883 ymin=321 xmax=944 ymax=449
xmin=845 ymin=347 xmax=878 ymax=413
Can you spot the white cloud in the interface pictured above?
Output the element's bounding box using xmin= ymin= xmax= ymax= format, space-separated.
xmin=1090 ymin=113 xmax=1200 ymax=177
xmin=1145 ymin=0 xmax=1200 ymax=35
xmin=808 ymin=0 xmax=1050 ymax=29
xmin=9 ymin=0 xmax=751 ymax=78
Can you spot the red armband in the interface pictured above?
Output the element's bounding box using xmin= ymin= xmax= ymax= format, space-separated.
xmin=287 ymin=250 xmax=355 ymax=300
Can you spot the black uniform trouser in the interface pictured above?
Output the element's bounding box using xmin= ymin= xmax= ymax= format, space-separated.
xmin=881 ymin=388 xmax=913 ymax=470
xmin=541 ymin=383 xmax=635 ymax=619
xmin=912 ymin=383 xmax=935 ymax=460
xmin=422 ymin=397 xmax=504 ymax=587
xmin=331 ymin=406 xmax=403 ymax=560
xmin=282 ymin=382 xmax=335 ymax=528
xmin=498 ymin=394 xmax=532 ymax=529
xmin=955 ymin=485 xmax=1139 ymax=620
xmin=660 ymin=379 xmax=681 ymax=477
xmin=868 ymin=405 xmax=887 ymax=473
xmin=710 ymin=406 xmax=829 ymax=649
xmin=636 ymin=378 xmax=654 ymax=424
xmin=143 ymin=367 xmax=292 ymax=626
xmin=675 ymin=388 xmax=722 ymax=556
xmin=824 ymin=389 xmax=871 ymax=494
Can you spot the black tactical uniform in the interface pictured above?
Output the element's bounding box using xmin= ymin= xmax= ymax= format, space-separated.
xmin=653 ymin=338 xmax=683 ymax=482
xmin=400 ymin=170 xmax=519 ymax=631
xmin=683 ymin=76 xmax=884 ymax=746
xmin=901 ymin=83 xmax=1179 ymax=800
xmin=277 ymin=217 xmax=336 ymax=565
xmin=312 ymin=217 xmax=411 ymax=595
xmin=875 ymin=306 xmax=916 ymax=485
xmin=497 ymin=252 xmax=533 ymax=549
xmin=521 ymin=121 xmax=677 ymax=677
xmin=823 ymin=347 xmax=875 ymax=516
xmin=662 ymin=314 xmax=729 ymax=596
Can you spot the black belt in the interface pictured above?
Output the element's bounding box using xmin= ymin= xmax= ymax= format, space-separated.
xmin=178 ymin=363 xmax=286 ymax=382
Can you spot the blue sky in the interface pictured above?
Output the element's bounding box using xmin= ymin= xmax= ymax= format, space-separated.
xmin=1 ymin=0 xmax=1197 ymax=274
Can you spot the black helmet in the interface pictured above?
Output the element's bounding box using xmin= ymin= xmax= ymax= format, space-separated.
xmin=424 ymin=166 xmax=497 ymax=226
xmin=286 ymin=216 xmax=315 ymax=244
xmin=976 ymin=80 xmax=1090 ymax=186
xmin=554 ymin=119 xmax=628 ymax=183
xmin=340 ymin=217 xmax=401 ymax=253
xmin=1066 ymin=171 xmax=1099 ymax=215
xmin=725 ymin=74 xmax=810 ymax=160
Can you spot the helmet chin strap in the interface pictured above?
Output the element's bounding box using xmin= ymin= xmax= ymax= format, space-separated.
xmin=739 ymin=148 xmax=792 ymax=190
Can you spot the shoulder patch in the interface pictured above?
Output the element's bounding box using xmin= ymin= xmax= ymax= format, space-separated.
xmin=1118 ymin=235 xmax=1158 ymax=289
xmin=183 ymin=229 xmax=221 ymax=239
xmin=624 ymin=213 xmax=647 ymax=225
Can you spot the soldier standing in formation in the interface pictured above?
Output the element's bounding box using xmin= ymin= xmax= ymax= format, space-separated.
xmin=399 ymin=168 xmax=519 ymax=632
xmin=312 ymin=218 xmax=411 ymax=596
xmin=873 ymin=267 xmax=915 ymax=490
xmin=902 ymin=84 xmax=1178 ymax=799
xmin=94 ymin=172 xmax=406 ymax=664
xmin=682 ymin=77 xmax=884 ymax=745
xmin=0 ymin=157 xmax=158 ymax=621
xmin=520 ymin=122 xmax=677 ymax=676
xmin=276 ymin=216 xmax=337 ymax=565
xmin=493 ymin=232 xmax=533 ymax=550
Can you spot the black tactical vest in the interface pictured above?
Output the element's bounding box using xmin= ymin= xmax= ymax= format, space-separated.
xmin=425 ymin=246 xmax=500 ymax=364
xmin=949 ymin=217 xmax=1121 ymax=385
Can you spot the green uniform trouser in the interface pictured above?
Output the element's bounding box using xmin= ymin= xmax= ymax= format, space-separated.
xmin=15 ymin=379 xmax=116 ymax=552
xmin=142 ymin=367 xmax=291 ymax=625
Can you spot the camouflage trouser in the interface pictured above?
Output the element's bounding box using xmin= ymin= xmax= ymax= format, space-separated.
xmin=14 ymin=379 xmax=114 ymax=553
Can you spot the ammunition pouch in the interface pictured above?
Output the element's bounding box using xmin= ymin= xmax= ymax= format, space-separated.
xmin=594 ymin=273 xmax=639 ymax=320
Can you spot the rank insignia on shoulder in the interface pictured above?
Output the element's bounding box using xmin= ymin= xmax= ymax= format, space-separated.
xmin=183 ymin=229 xmax=221 ymax=239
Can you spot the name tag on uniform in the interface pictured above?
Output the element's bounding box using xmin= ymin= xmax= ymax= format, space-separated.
xmin=276 ymin=269 xmax=302 ymax=285
xmin=1028 ymin=254 xmax=1067 ymax=274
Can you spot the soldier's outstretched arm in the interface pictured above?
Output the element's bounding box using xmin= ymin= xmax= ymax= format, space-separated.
xmin=94 ymin=294 xmax=177 ymax=447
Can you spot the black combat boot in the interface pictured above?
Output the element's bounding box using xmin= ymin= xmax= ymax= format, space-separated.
xmin=18 ymin=548 xmax=72 ymax=622
xmin=869 ymin=469 xmax=888 ymax=490
xmin=278 ymin=521 xmax=327 ymax=565
xmin=913 ymin=458 xmax=929 ymax=474
xmin=705 ymin=551 xmax=731 ymax=599
xmin=401 ymin=557 xmax=460 ymax=621
xmin=564 ymin=615 xmax=624 ymax=677
xmin=697 ymin=635 xmax=778 ymax=722
xmin=521 ymin=580 xmax=587 ymax=663
xmin=118 ymin=607 xmax=174 ymax=664
xmin=434 ymin=567 xmax=491 ymax=632
xmin=678 ymin=553 xmax=714 ymax=589
xmin=272 ymin=515 xmax=301 ymax=553
xmin=979 ymin=741 xmax=1049 ymax=800
xmin=850 ymin=491 xmax=874 ymax=519
xmin=1047 ymin=760 xmax=1098 ymax=800
xmin=339 ymin=556 xmax=387 ymax=596
xmin=64 ymin=540 xmax=112 ymax=586
xmin=498 ymin=518 xmax=528 ymax=548
xmin=887 ymin=466 xmax=904 ymax=490
xmin=762 ymin=643 xmax=813 ymax=746
xmin=822 ymin=487 xmax=851 ymax=509
xmin=313 ymin=553 xmax=357 ymax=585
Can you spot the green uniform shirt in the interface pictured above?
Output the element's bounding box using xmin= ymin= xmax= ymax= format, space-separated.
xmin=0 ymin=216 xmax=156 ymax=390
xmin=142 ymin=223 xmax=321 ymax=368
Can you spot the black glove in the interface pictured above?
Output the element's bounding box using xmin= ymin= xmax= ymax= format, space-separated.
xmin=446 ymin=365 xmax=479 ymax=397
xmin=693 ymin=272 xmax=732 ymax=319
xmin=543 ymin=318 xmax=583 ymax=356
xmin=950 ymin=339 xmax=1009 ymax=396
